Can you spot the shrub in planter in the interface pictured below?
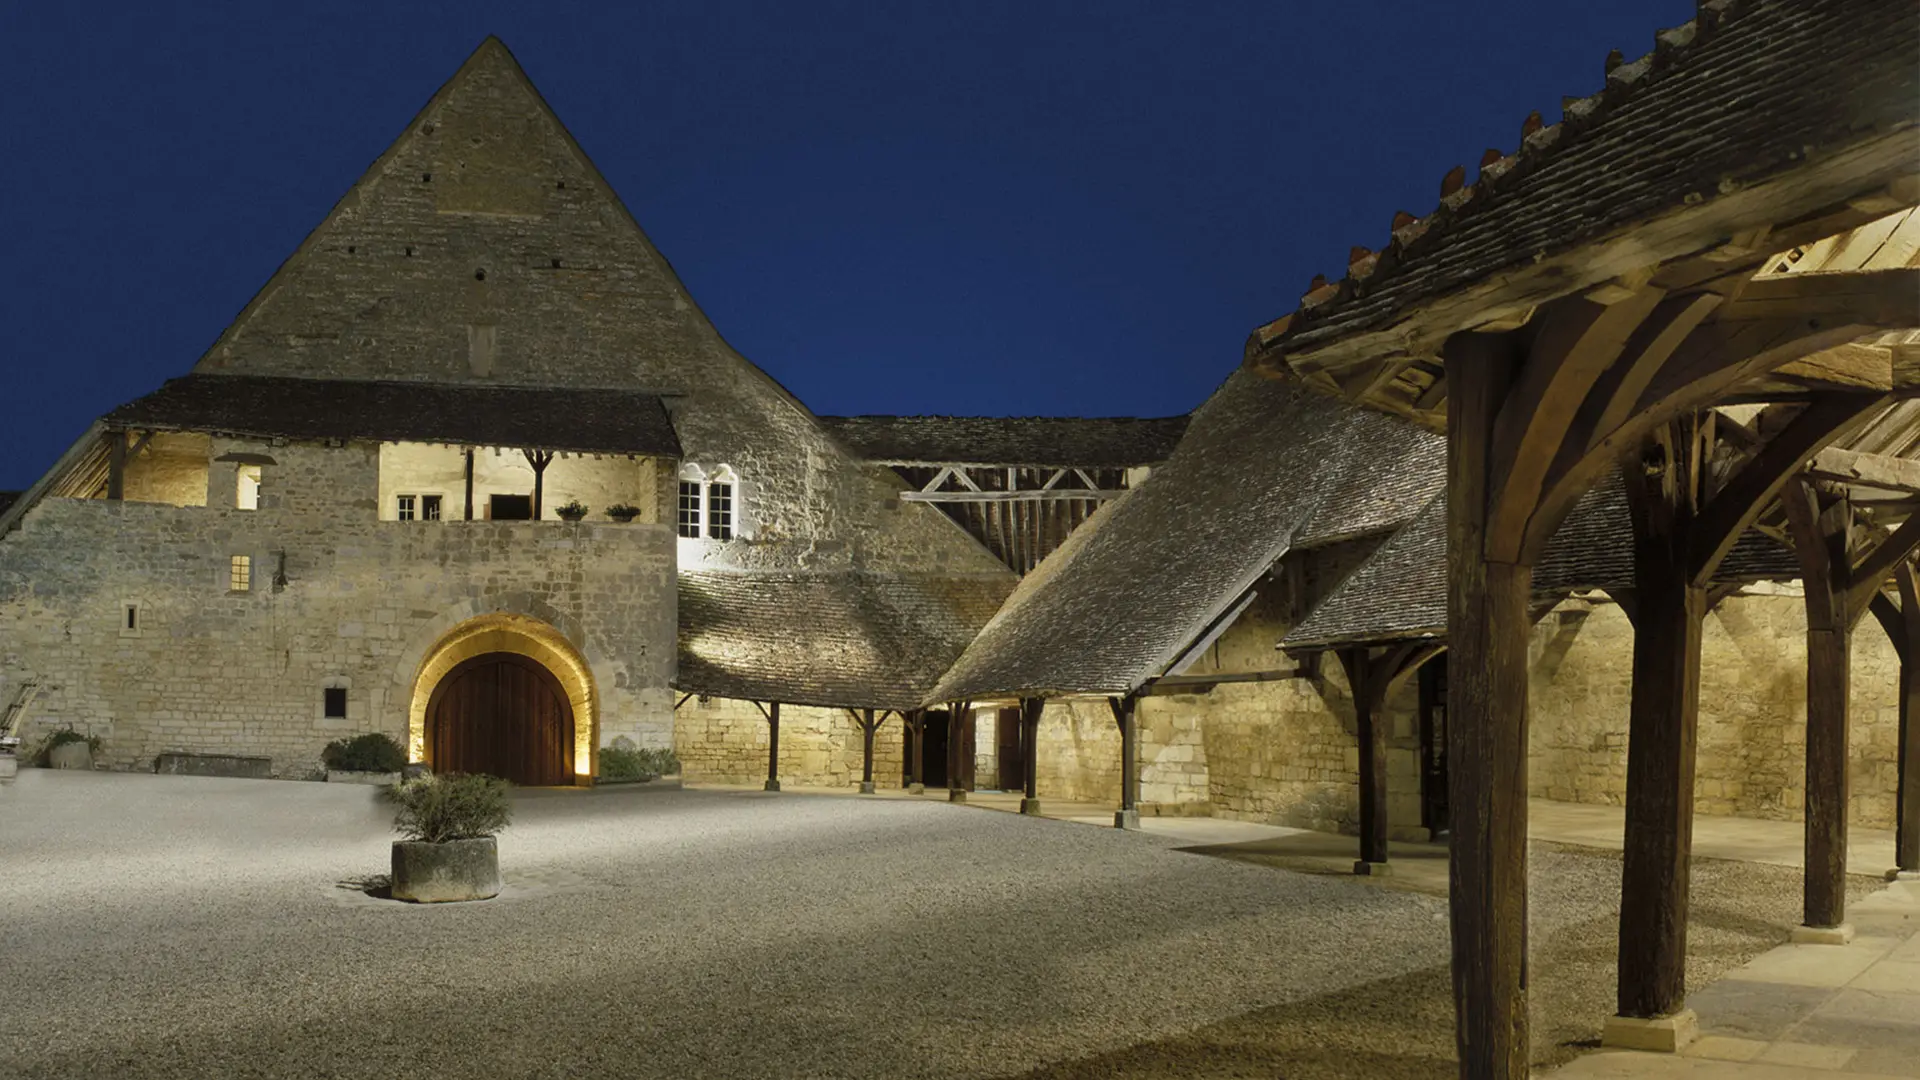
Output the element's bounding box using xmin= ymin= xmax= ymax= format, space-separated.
xmin=322 ymin=732 xmax=406 ymax=780
xmin=386 ymin=773 xmax=512 ymax=902
xmin=605 ymin=503 xmax=641 ymax=523
xmin=599 ymin=742 xmax=680 ymax=783
xmin=555 ymin=500 xmax=589 ymax=522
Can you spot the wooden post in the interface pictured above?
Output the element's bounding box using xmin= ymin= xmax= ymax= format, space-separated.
xmin=1110 ymin=694 xmax=1140 ymax=830
xmin=1784 ymin=478 xmax=1853 ymax=935
xmin=947 ymin=702 xmax=969 ymax=803
xmin=1611 ymin=427 xmax=1708 ymax=1034
xmin=859 ymin=709 xmax=878 ymax=794
xmin=1897 ymin=563 xmax=1920 ymax=875
xmin=906 ymin=709 xmax=925 ymax=793
xmin=1444 ymin=333 xmax=1532 ymax=1079
xmin=764 ymin=701 xmax=781 ymax=792
xmin=524 ymin=449 xmax=554 ymax=519
xmin=464 ymin=447 xmax=475 ymax=520
xmin=1019 ymin=696 xmax=1043 ymax=815
xmin=106 ymin=430 xmax=127 ymax=501
xmin=1340 ymin=648 xmax=1390 ymax=874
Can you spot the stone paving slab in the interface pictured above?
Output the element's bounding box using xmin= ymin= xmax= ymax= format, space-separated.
xmin=1548 ymin=878 xmax=1920 ymax=1079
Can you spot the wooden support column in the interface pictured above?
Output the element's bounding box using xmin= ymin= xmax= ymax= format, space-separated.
xmin=847 ymin=708 xmax=886 ymax=794
xmin=105 ymin=430 xmax=127 ymax=501
xmin=946 ymin=701 xmax=971 ymax=803
xmin=463 ymin=447 xmax=475 ymax=520
xmin=524 ymin=449 xmax=554 ymax=519
xmin=1445 ymin=333 xmax=1532 ymax=1080
xmin=1339 ymin=647 xmax=1390 ymax=874
xmin=1019 ymin=696 xmax=1043 ymax=815
xmin=1109 ymin=694 xmax=1140 ymax=830
xmin=764 ymin=701 xmax=781 ymax=793
xmin=1893 ymin=562 xmax=1920 ymax=876
xmin=905 ymin=709 xmax=926 ymax=793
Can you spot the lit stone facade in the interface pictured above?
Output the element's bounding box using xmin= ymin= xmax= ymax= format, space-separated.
xmin=673 ymin=696 xmax=905 ymax=788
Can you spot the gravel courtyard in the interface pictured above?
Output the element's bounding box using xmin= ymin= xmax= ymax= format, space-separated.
xmin=1 ymin=770 xmax=1454 ymax=1079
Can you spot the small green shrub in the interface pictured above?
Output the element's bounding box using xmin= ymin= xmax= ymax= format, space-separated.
xmin=33 ymin=727 xmax=101 ymax=765
xmin=321 ymin=732 xmax=406 ymax=773
xmin=556 ymin=499 xmax=589 ymax=519
xmin=599 ymin=743 xmax=680 ymax=782
xmin=606 ymin=503 xmax=641 ymax=521
xmin=387 ymin=773 xmax=512 ymax=843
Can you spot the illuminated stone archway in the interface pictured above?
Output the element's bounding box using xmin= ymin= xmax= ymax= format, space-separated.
xmin=406 ymin=613 xmax=597 ymax=780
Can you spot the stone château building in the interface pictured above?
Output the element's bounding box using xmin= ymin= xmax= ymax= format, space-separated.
xmin=0 ymin=33 xmax=1909 ymax=865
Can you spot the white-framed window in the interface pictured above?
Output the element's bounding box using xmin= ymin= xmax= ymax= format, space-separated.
xmin=229 ymin=555 xmax=252 ymax=593
xmin=677 ymin=464 xmax=706 ymax=538
xmin=396 ymin=494 xmax=443 ymax=521
xmin=236 ymin=465 xmax=261 ymax=511
xmin=677 ymin=463 xmax=740 ymax=541
xmin=707 ymin=465 xmax=735 ymax=541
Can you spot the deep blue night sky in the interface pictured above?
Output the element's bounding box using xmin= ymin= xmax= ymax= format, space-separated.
xmin=0 ymin=1 xmax=1693 ymax=489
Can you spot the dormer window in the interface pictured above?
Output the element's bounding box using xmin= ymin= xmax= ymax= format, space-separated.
xmin=707 ymin=466 xmax=735 ymax=541
xmin=677 ymin=463 xmax=740 ymax=541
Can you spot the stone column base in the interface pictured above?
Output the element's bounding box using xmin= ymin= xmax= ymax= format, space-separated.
xmin=1601 ymin=1010 xmax=1698 ymax=1053
xmin=763 ymin=779 xmax=782 ymax=793
xmin=908 ymin=783 xmax=924 ymax=794
xmin=1114 ymin=809 xmax=1140 ymax=830
xmin=1353 ymin=860 xmax=1392 ymax=877
xmin=948 ymin=789 xmax=967 ymax=804
xmin=858 ymin=781 xmax=876 ymax=795
xmin=1791 ymin=923 xmax=1855 ymax=945
xmin=1887 ymin=868 xmax=1920 ymax=883
xmin=1020 ymin=797 xmax=1043 ymax=816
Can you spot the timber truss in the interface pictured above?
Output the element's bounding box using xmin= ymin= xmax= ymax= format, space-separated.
xmin=893 ymin=464 xmax=1134 ymax=575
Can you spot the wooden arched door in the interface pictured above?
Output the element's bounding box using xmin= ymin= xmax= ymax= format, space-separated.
xmin=426 ymin=652 xmax=574 ymax=785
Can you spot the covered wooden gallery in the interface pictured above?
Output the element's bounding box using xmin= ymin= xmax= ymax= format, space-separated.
xmin=1242 ymin=1 xmax=1919 ymax=1076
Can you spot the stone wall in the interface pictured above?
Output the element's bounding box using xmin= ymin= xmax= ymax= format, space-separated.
xmin=674 ymin=695 xmax=903 ymax=788
xmin=1529 ymin=587 xmax=1903 ymax=829
xmin=0 ymin=470 xmax=677 ymax=779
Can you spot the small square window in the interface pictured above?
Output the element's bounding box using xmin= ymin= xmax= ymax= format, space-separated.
xmin=396 ymin=495 xmax=416 ymax=521
xmin=421 ymin=494 xmax=442 ymax=521
xmin=229 ymin=555 xmax=251 ymax=592
xmin=677 ymin=481 xmax=702 ymax=538
xmin=322 ymin=687 xmax=347 ymax=719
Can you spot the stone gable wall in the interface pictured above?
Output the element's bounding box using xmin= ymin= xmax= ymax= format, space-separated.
xmin=0 ymin=482 xmax=676 ymax=779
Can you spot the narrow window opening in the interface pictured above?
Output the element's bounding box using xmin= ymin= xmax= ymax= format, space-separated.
xmin=707 ymin=481 xmax=733 ymax=540
xmin=236 ymin=464 xmax=261 ymax=510
xmin=121 ymin=603 xmax=140 ymax=636
xmin=677 ymin=481 xmax=702 ymax=538
xmin=229 ymin=556 xmax=251 ymax=593
xmin=421 ymin=494 xmax=442 ymax=521
xmin=323 ymin=687 xmax=348 ymax=719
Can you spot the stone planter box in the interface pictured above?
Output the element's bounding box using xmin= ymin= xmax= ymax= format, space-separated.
xmin=391 ymin=837 xmax=501 ymax=903
xmin=154 ymin=752 xmax=271 ymax=779
xmin=594 ymin=773 xmax=682 ymax=788
xmin=48 ymin=742 xmax=93 ymax=770
xmin=327 ymin=770 xmax=401 ymax=786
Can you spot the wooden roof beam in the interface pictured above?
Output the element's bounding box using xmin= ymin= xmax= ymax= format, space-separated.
xmin=1808 ymin=446 xmax=1920 ymax=495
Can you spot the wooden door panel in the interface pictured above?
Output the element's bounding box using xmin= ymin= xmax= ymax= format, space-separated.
xmin=425 ymin=652 xmax=573 ymax=785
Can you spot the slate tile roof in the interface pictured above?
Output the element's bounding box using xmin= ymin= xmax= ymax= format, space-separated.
xmin=1250 ymin=0 xmax=1919 ymax=365
xmin=1283 ymin=471 xmax=1803 ymax=649
xmin=103 ymin=374 xmax=682 ymax=457
xmin=818 ymin=415 xmax=1189 ymax=467
xmin=929 ymin=371 xmax=1443 ymax=700
xmin=676 ymin=571 xmax=1015 ymax=711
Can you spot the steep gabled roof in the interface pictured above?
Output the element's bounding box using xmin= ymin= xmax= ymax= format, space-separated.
xmin=930 ymin=371 xmax=1442 ymax=700
xmin=818 ymin=415 xmax=1190 ymax=467
xmin=105 ymin=374 xmax=680 ymax=457
xmin=676 ymin=571 xmax=1014 ymax=710
xmin=1283 ymin=472 xmax=1803 ymax=649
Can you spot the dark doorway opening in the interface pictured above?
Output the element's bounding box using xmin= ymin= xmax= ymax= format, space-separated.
xmin=426 ymin=651 xmax=573 ymax=785
xmin=490 ymin=493 xmax=533 ymax=521
xmin=921 ymin=709 xmax=951 ymax=789
xmin=1418 ymin=655 xmax=1449 ymax=836
xmin=995 ymin=706 xmax=1024 ymax=791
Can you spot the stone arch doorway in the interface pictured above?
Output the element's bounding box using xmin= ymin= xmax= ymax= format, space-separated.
xmin=408 ymin=613 xmax=596 ymax=784
xmin=427 ymin=652 xmax=574 ymax=785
